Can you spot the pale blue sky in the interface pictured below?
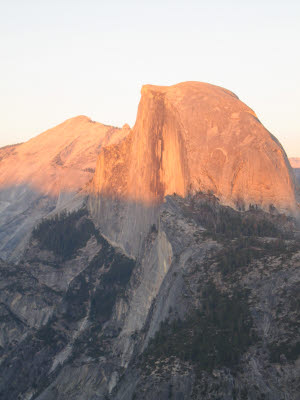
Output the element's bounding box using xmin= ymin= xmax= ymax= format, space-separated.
xmin=0 ymin=0 xmax=299 ymax=156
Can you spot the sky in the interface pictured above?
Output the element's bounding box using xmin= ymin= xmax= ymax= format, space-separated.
xmin=0 ymin=0 xmax=299 ymax=157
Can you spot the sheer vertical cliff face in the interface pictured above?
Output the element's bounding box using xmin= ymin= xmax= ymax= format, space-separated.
xmin=89 ymin=82 xmax=298 ymax=255
xmin=1 ymin=84 xmax=300 ymax=400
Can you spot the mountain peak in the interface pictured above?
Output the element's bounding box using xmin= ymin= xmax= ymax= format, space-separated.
xmin=141 ymin=81 xmax=240 ymax=100
xmin=0 ymin=116 xmax=124 ymax=196
xmin=0 ymin=116 xmax=129 ymax=260
xmin=63 ymin=115 xmax=94 ymax=124
xmin=93 ymin=81 xmax=297 ymax=213
xmin=89 ymin=81 xmax=298 ymax=255
xmin=53 ymin=115 xmax=98 ymax=130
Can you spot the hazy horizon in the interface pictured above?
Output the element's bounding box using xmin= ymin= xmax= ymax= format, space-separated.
xmin=1 ymin=0 xmax=299 ymax=157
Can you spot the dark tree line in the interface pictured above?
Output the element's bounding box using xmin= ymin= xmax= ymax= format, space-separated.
xmin=143 ymin=283 xmax=255 ymax=373
xmin=32 ymin=209 xmax=96 ymax=260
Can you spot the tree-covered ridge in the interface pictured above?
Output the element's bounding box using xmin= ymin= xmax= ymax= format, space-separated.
xmin=176 ymin=192 xmax=294 ymax=240
xmin=0 ymin=228 xmax=136 ymax=399
xmin=32 ymin=209 xmax=97 ymax=260
xmin=65 ymin=235 xmax=136 ymax=359
xmin=140 ymin=193 xmax=300 ymax=394
xmin=143 ymin=283 xmax=255 ymax=374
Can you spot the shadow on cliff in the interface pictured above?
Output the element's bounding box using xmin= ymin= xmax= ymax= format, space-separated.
xmin=88 ymin=188 xmax=299 ymax=259
xmin=88 ymin=192 xmax=161 ymax=257
xmin=0 ymin=182 xmax=87 ymax=261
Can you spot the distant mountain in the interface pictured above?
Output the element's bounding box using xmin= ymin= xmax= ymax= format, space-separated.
xmin=0 ymin=116 xmax=129 ymax=261
xmin=290 ymin=158 xmax=300 ymax=185
xmin=290 ymin=157 xmax=300 ymax=168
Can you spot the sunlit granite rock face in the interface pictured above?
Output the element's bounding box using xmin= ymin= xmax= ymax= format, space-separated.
xmin=89 ymin=82 xmax=298 ymax=255
xmin=0 ymin=115 xmax=129 ymax=196
xmin=0 ymin=116 xmax=128 ymax=261
xmin=1 ymin=83 xmax=300 ymax=400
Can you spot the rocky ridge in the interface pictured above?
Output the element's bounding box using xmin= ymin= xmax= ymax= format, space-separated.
xmin=0 ymin=82 xmax=300 ymax=399
xmin=89 ymin=82 xmax=298 ymax=256
xmin=0 ymin=196 xmax=299 ymax=400
xmin=0 ymin=116 xmax=129 ymax=261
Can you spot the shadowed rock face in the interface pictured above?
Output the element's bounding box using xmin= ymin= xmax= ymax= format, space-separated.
xmin=0 ymin=84 xmax=300 ymax=400
xmin=89 ymin=82 xmax=298 ymax=255
xmin=0 ymin=117 xmax=129 ymax=260
xmin=1 ymin=195 xmax=300 ymax=400
xmin=294 ymin=169 xmax=300 ymax=184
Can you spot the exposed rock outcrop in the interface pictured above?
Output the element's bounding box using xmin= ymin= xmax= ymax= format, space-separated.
xmin=1 ymin=82 xmax=300 ymax=400
xmin=0 ymin=116 xmax=128 ymax=261
xmin=89 ymin=82 xmax=298 ymax=255
xmin=1 ymin=196 xmax=300 ymax=400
